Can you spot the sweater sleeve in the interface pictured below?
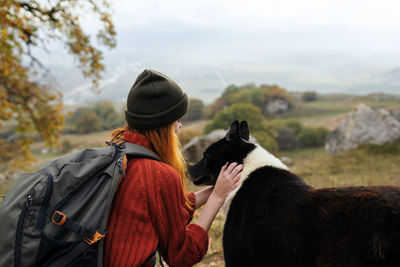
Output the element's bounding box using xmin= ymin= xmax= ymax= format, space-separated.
xmin=184 ymin=191 xmax=196 ymax=220
xmin=146 ymin=163 xmax=209 ymax=267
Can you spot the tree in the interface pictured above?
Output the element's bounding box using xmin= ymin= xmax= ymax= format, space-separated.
xmin=92 ymin=101 xmax=124 ymax=130
xmin=204 ymin=103 xmax=278 ymax=151
xmin=204 ymin=97 xmax=225 ymax=119
xmin=74 ymin=109 xmax=102 ymax=134
xmin=212 ymin=83 xmax=294 ymax=117
xmin=302 ymin=91 xmax=318 ymax=102
xmin=0 ymin=0 xmax=116 ymax=171
xmin=183 ymin=98 xmax=205 ymax=122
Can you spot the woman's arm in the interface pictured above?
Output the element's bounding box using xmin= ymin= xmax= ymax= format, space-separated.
xmin=195 ymin=162 xmax=243 ymax=232
xmin=194 ymin=186 xmax=214 ymax=209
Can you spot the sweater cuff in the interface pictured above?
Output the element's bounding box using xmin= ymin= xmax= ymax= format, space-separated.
xmin=188 ymin=223 xmax=209 ymax=255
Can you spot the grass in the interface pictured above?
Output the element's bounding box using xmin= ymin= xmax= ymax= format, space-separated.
xmin=281 ymin=145 xmax=400 ymax=188
xmin=275 ymin=93 xmax=400 ymax=129
xmin=191 ymin=144 xmax=400 ymax=266
xmin=1 ymin=93 xmax=399 ymax=266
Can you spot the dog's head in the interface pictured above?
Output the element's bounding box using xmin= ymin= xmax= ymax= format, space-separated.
xmin=188 ymin=120 xmax=256 ymax=186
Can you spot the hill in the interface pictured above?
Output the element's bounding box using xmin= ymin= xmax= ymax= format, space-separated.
xmin=1 ymin=92 xmax=399 ymax=266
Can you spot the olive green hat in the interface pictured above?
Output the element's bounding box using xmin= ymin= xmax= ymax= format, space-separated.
xmin=125 ymin=69 xmax=189 ymax=129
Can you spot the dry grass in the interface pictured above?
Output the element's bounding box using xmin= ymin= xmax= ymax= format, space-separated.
xmin=1 ymin=94 xmax=399 ymax=266
xmin=191 ymin=144 xmax=400 ymax=266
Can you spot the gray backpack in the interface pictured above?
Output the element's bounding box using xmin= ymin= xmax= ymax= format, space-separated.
xmin=0 ymin=142 xmax=161 ymax=267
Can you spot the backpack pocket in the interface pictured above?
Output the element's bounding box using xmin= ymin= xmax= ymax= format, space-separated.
xmin=36 ymin=233 xmax=98 ymax=267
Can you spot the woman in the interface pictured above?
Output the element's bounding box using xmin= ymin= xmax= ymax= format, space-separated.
xmin=104 ymin=69 xmax=243 ymax=267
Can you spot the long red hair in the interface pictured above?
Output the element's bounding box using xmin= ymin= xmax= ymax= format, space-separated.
xmin=109 ymin=124 xmax=193 ymax=210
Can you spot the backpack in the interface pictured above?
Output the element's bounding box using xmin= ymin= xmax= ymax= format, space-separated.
xmin=0 ymin=142 xmax=161 ymax=267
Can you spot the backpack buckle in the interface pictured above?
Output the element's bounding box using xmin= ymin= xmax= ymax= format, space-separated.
xmin=84 ymin=230 xmax=106 ymax=245
xmin=51 ymin=211 xmax=67 ymax=226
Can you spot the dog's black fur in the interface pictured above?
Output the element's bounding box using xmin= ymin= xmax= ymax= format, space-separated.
xmin=188 ymin=120 xmax=400 ymax=267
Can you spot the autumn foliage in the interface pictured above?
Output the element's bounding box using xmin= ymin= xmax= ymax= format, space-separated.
xmin=0 ymin=0 xmax=116 ymax=171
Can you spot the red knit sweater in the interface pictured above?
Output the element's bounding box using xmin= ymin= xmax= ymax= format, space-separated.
xmin=104 ymin=132 xmax=209 ymax=267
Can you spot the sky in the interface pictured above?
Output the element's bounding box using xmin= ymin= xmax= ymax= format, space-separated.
xmin=41 ymin=0 xmax=400 ymax=104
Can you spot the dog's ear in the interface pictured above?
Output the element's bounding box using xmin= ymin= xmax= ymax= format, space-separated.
xmin=226 ymin=120 xmax=240 ymax=142
xmin=239 ymin=121 xmax=249 ymax=141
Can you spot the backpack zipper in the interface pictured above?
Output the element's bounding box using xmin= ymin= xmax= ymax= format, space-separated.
xmin=15 ymin=189 xmax=35 ymax=267
xmin=35 ymin=173 xmax=54 ymax=230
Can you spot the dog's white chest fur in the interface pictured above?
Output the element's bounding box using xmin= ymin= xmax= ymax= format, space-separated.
xmin=222 ymin=145 xmax=289 ymax=214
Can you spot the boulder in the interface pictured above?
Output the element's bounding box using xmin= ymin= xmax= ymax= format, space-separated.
xmin=183 ymin=129 xmax=258 ymax=164
xmin=280 ymin=156 xmax=294 ymax=166
xmin=392 ymin=108 xmax=400 ymax=122
xmin=325 ymin=103 xmax=400 ymax=154
xmin=264 ymin=99 xmax=291 ymax=115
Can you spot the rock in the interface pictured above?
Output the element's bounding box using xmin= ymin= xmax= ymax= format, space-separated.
xmin=264 ymin=99 xmax=291 ymax=115
xmin=325 ymin=103 xmax=400 ymax=154
xmin=280 ymin=156 xmax=294 ymax=166
xmin=183 ymin=129 xmax=258 ymax=164
xmin=392 ymin=109 xmax=400 ymax=122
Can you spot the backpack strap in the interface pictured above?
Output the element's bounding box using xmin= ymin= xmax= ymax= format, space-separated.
xmin=122 ymin=143 xmax=166 ymax=266
xmin=123 ymin=142 xmax=161 ymax=162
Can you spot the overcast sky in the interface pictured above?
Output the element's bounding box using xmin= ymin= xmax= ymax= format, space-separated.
xmin=43 ymin=0 xmax=400 ymax=104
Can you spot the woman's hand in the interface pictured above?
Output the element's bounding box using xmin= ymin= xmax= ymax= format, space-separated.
xmin=211 ymin=162 xmax=243 ymax=203
xmin=195 ymin=162 xmax=243 ymax=232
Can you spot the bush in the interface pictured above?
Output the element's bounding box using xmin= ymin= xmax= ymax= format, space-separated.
xmin=66 ymin=102 xmax=125 ymax=133
xmin=204 ymin=97 xmax=225 ymax=119
xmin=276 ymin=127 xmax=299 ymax=150
xmin=74 ymin=110 xmax=102 ymax=134
xmin=204 ymin=103 xmax=277 ymax=151
xmin=298 ymin=127 xmax=329 ymax=147
xmin=208 ymin=83 xmax=294 ymax=119
xmin=302 ymin=91 xmax=318 ymax=102
xmin=267 ymin=119 xmax=329 ymax=150
xmin=286 ymin=120 xmax=303 ymax=135
xmin=60 ymin=139 xmax=72 ymax=154
xmin=92 ymin=101 xmax=125 ymax=130
xmin=268 ymin=119 xmax=303 ymax=137
xmin=184 ymin=98 xmax=205 ymax=122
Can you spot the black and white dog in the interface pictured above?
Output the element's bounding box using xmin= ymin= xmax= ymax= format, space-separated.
xmin=188 ymin=120 xmax=400 ymax=267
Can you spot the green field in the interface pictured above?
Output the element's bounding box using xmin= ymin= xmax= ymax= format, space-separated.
xmin=277 ymin=93 xmax=400 ymax=129
xmin=1 ymin=93 xmax=399 ymax=266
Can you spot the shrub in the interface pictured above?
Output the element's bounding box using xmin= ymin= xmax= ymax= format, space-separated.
xmin=204 ymin=97 xmax=225 ymax=119
xmin=60 ymin=139 xmax=72 ymax=154
xmin=92 ymin=101 xmax=125 ymax=130
xmin=204 ymin=103 xmax=277 ymax=151
xmin=302 ymin=91 xmax=318 ymax=102
xmin=74 ymin=110 xmax=102 ymax=134
xmin=298 ymin=127 xmax=329 ymax=147
xmin=286 ymin=120 xmax=303 ymax=135
xmin=67 ymin=102 xmax=125 ymax=133
xmin=209 ymin=83 xmax=294 ymax=118
xmin=184 ymin=98 xmax=205 ymax=122
xmin=268 ymin=119 xmax=303 ymax=137
xmin=276 ymin=127 xmax=299 ymax=150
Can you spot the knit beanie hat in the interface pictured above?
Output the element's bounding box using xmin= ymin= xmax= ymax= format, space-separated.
xmin=125 ymin=69 xmax=189 ymax=129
